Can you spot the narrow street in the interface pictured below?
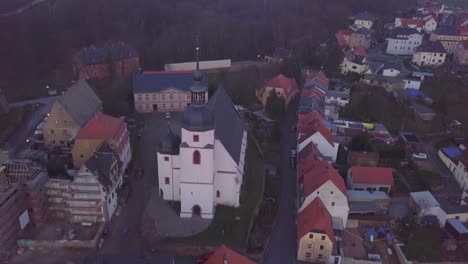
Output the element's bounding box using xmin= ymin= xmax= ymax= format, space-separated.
xmin=262 ymin=98 xmax=298 ymax=264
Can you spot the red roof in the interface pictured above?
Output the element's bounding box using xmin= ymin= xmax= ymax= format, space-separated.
xmin=457 ymin=26 xmax=468 ymax=36
xmin=305 ymin=71 xmax=330 ymax=87
xmin=298 ymin=144 xmax=321 ymax=181
xmin=350 ymin=166 xmax=394 ymax=186
xmin=353 ymin=45 xmax=368 ymax=58
xmin=303 ymin=159 xmax=347 ymax=196
xmin=76 ymin=113 xmax=128 ymax=153
xmin=299 ymin=119 xmax=334 ymax=147
xmin=335 ymin=29 xmax=351 ymax=47
xmin=298 ymin=110 xmax=324 ymax=127
xmin=400 ymin=18 xmax=425 ymax=28
xmin=205 ymin=245 xmax=255 ymax=264
xmin=298 ymin=198 xmax=334 ymax=242
xmin=265 ymin=74 xmax=298 ymax=96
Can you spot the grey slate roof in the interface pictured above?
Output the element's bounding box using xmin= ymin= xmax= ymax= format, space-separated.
xmin=354 ymin=12 xmax=374 ymax=21
xmin=57 ymin=80 xmax=102 ymax=127
xmin=182 ymin=105 xmax=215 ymax=132
xmin=415 ymin=41 xmax=446 ymax=53
xmin=207 ymin=87 xmax=247 ymax=164
xmin=84 ymin=143 xmax=119 ymax=189
xmin=133 ymin=71 xmax=208 ymax=94
xmin=79 ymin=42 xmax=138 ymax=66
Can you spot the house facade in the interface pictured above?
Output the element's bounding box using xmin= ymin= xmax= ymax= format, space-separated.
xmin=257 ymin=74 xmax=298 ymax=108
xmin=325 ymin=90 xmax=350 ymax=107
xmin=157 ymin=69 xmax=248 ymax=219
xmin=353 ymin=12 xmax=375 ymax=29
xmin=43 ymin=80 xmax=102 ymax=147
xmin=386 ymin=28 xmax=423 ymax=55
xmin=133 ymin=71 xmax=206 ymax=113
xmin=298 ymin=125 xmax=339 ymax=163
xmin=349 ymin=28 xmax=372 ymax=49
xmin=297 ymin=198 xmax=334 ymax=263
xmin=73 ymin=42 xmax=139 ymax=80
xmin=71 ymin=113 xmax=131 ymax=171
xmin=453 ymin=41 xmax=468 ymax=65
xmin=430 ymin=27 xmax=468 ymax=54
xmin=412 ymin=41 xmax=447 ymax=67
xmin=347 ymin=166 xmax=394 ymax=194
xmin=341 ymin=48 xmax=369 ymax=75
xmin=453 ymin=150 xmax=468 ymax=190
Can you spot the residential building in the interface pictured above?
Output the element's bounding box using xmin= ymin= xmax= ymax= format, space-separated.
xmin=349 ymin=27 xmax=372 ymax=49
xmin=341 ymin=47 xmax=369 ymax=75
xmin=157 ymin=67 xmax=248 ymax=219
xmin=299 ymin=159 xmax=349 ymax=228
xmin=386 ymin=28 xmax=423 ymax=55
xmin=438 ymin=147 xmax=462 ymax=174
xmin=297 ymin=198 xmax=334 ymax=263
xmin=403 ymin=76 xmax=423 ymax=90
xmin=71 ymin=113 xmax=131 ymax=171
xmin=46 ymin=144 xmax=123 ymax=223
xmin=205 ymin=245 xmax=256 ymax=264
xmin=353 ymin=12 xmax=375 ymax=29
xmin=73 ymin=42 xmax=139 ymax=80
xmin=430 ymin=26 xmax=468 ymax=54
xmin=382 ymin=63 xmax=401 ymax=77
xmin=412 ymin=41 xmax=447 ymax=67
xmin=453 ymin=149 xmax=468 ymax=190
xmin=453 ymin=40 xmax=468 ymax=65
xmin=43 ymin=80 xmax=102 ymax=147
xmin=409 ymin=191 xmax=445 ymax=226
xmin=257 ymin=74 xmax=298 ymax=108
xmin=395 ymin=15 xmax=438 ymax=33
xmin=298 ymin=117 xmax=339 ymax=163
xmin=347 ymin=166 xmax=394 ymax=194
xmin=325 ymin=90 xmax=350 ymax=107
xmin=133 ymin=71 xmax=205 ymax=113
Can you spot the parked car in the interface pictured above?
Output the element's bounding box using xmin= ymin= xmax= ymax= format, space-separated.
xmin=412 ymin=152 xmax=428 ymax=160
xmin=165 ymin=112 xmax=171 ymax=119
xmin=196 ymin=252 xmax=214 ymax=263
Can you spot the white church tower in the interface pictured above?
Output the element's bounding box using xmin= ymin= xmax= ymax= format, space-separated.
xmin=179 ymin=46 xmax=215 ymax=218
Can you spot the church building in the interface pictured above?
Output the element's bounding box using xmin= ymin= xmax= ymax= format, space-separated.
xmin=156 ymin=48 xmax=248 ymax=219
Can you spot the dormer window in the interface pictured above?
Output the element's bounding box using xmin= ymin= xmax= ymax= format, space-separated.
xmin=193 ymin=135 xmax=199 ymax=142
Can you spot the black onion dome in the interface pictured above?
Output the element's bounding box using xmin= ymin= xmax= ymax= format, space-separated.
xmin=159 ymin=129 xmax=181 ymax=155
xmin=182 ymin=105 xmax=214 ymax=131
xmin=193 ymin=70 xmax=203 ymax=82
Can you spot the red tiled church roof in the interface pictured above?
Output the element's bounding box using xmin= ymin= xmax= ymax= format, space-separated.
xmin=350 ymin=166 xmax=394 ymax=186
xmin=265 ymin=74 xmax=298 ymax=96
xmin=298 ymin=198 xmax=334 ymax=242
xmin=205 ymin=245 xmax=255 ymax=264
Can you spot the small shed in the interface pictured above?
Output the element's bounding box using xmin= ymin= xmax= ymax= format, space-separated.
xmin=445 ymin=218 xmax=468 ymax=240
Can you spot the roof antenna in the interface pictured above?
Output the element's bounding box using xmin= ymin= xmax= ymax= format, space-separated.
xmin=196 ymin=37 xmax=200 ymax=71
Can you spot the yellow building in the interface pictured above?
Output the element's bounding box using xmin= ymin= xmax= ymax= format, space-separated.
xmin=430 ymin=28 xmax=468 ymax=54
xmin=43 ymin=80 xmax=102 ymax=147
xmin=297 ymin=198 xmax=334 ymax=263
xmin=133 ymin=71 xmax=207 ymax=113
xmin=412 ymin=41 xmax=447 ymax=67
xmin=257 ymin=74 xmax=298 ymax=108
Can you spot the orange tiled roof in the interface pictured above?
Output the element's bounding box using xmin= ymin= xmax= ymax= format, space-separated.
xmin=298 ymin=198 xmax=334 ymax=242
xmin=350 ymin=166 xmax=394 ymax=186
xmin=205 ymin=245 xmax=256 ymax=264
xmin=265 ymin=74 xmax=298 ymax=96
xmin=303 ymin=159 xmax=347 ymax=196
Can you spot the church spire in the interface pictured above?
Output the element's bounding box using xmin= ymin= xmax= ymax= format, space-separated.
xmin=190 ymin=37 xmax=207 ymax=105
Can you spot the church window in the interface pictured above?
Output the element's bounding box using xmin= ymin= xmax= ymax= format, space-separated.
xmin=193 ymin=135 xmax=199 ymax=142
xmin=164 ymin=156 xmax=169 ymax=161
xmin=193 ymin=150 xmax=201 ymax=164
xmin=165 ymin=177 xmax=170 ymax=184
xmin=216 ymin=190 xmax=220 ymax=198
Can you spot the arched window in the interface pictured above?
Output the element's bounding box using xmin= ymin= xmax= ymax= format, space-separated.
xmin=193 ymin=150 xmax=201 ymax=164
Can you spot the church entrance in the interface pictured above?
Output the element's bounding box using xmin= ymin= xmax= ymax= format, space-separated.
xmin=192 ymin=205 xmax=201 ymax=217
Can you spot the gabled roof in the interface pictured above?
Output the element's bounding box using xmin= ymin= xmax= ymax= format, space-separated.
xmin=415 ymin=41 xmax=446 ymax=53
xmin=335 ymin=29 xmax=352 ymax=47
xmin=205 ymin=245 xmax=255 ymax=264
xmin=83 ymin=143 xmax=120 ymax=189
xmin=350 ymin=166 xmax=394 ymax=186
xmin=303 ymin=159 xmax=346 ymax=196
xmin=399 ymin=18 xmax=425 ymax=28
xmin=57 ymin=80 xmax=102 ymax=127
xmin=76 ymin=113 xmax=126 ymax=141
xmin=265 ymin=74 xmax=297 ymax=96
xmin=354 ymin=12 xmax=374 ymax=21
xmin=298 ymin=110 xmax=324 ymax=127
xmin=305 ymin=71 xmax=329 ymax=88
xmin=298 ymin=198 xmax=334 ymax=242
xmin=389 ymin=27 xmax=421 ymax=39
xmin=207 ymin=87 xmax=247 ymax=164
xmin=299 ymin=119 xmax=334 ymax=146
xmin=133 ymin=71 xmax=207 ymax=94
xmin=410 ymin=191 xmax=439 ymax=208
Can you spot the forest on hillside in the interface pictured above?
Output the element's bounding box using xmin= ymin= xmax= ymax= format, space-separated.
xmin=0 ymin=0 xmax=414 ymax=83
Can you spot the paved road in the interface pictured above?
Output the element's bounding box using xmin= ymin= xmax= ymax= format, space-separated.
xmin=5 ymin=97 xmax=56 ymax=156
xmin=262 ymin=98 xmax=299 ymax=264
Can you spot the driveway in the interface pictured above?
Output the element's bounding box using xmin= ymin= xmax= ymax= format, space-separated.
xmin=262 ymin=97 xmax=299 ymax=264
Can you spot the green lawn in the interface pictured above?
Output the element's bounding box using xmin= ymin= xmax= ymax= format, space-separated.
xmin=167 ymin=134 xmax=265 ymax=247
xmin=403 ymin=227 xmax=444 ymax=262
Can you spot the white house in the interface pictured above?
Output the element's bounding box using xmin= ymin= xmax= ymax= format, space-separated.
xmin=353 ymin=12 xmax=374 ymax=29
xmin=157 ymin=69 xmax=248 ymax=219
xmin=298 ymin=124 xmax=339 ymax=163
xmin=438 ymin=147 xmax=461 ymax=174
xmin=382 ymin=64 xmax=401 ymax=77
xmin=403 ymin=77 xmax=422 ymax=90
xmin=341 ymin=48 xmax=369 ymax=75
xmin=409 ymin=191 xmax=446 ymax=226
xmin=454 ymin=150 xmax=468 ymax=191
xmin=386 ymin=28 xmax=423 ymax=55
xmin=412 ymin=41 xmax=447 ymax=67
xmin=325 ymin=90 xmax=350 ymax=107
xmin=299 ymin=159 xmax=349 ymax=228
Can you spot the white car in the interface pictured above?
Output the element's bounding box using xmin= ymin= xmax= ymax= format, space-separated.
xmin=412 ymin=153 xmax=428 ymax=160
xmin=165 ymin=112 xmax=171 ymax=119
